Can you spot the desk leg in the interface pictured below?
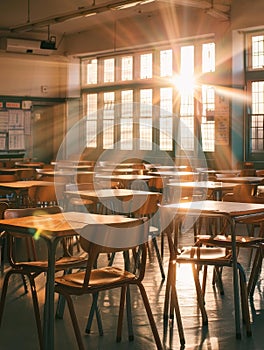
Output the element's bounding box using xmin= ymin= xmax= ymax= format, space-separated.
xmin=43 ymin=237 xmax=60 ymax=350
xmin=230 ymin=219 xmax=241 ymax=339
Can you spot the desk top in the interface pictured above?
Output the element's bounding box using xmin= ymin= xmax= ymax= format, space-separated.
xmin=219 ymin=176 xmax=264 ymax=184
xmin=163 ymin=200 xmax=264 ymax=218
xmin=0 ymin=180 xmax=54 ymax=189
xmin=65 ymin=188 xmax=158 ymax=199
xmin=95 ymin=174 xmax=154 ymax=181
xmin=0 ymin=211 xmax=135 ymax=236
xmin=168 ymin=181 xmax=238 ymax=190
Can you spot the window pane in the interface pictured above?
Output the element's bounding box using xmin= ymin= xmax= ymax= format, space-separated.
xmin=121 ymin=56 xmax=133 ymax=81
xmin=252 ymin=35 xmax=264 ymax=69
xmin=202 ymin=43 xmax=215 ymax=73
xmin=140 ymin=89 xmax=152 ymax=149
xmin=121 ymin=90 xmax=133 ymax=150
xmin=86 ymin=94 xmax=97 ymax=147
xmin=250 ymin=81 xmax=264 ymax=151
xmin=140 ymin=53 xmax=152 ymax=79
xmin=103 ymin=92 xmax=115 ymax=149
xmin=160 ymin=87 xmax=173 ymax=150
xmin=104 ymin=58 xmax=115 ymax=82
xmin=86 ymin=59 xmax=97 ymax=84
xmin=160 ymin=49 xmax=173 ymax=77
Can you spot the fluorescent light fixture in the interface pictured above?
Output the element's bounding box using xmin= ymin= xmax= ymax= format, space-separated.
xmin=113 ymin=1 xmax=144 ymax=10
xmin=206 ymin=8 xmax=229 ymax=20
xmin=112 ymin=0 xmax=155 ymax=10
xmin=85 ymin=12 xmax=97 ymax=17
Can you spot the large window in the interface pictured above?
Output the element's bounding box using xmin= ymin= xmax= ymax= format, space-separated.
xmin=246 ymin=32 xmax=264 ymax=157
xmin=81 ymin=39 xmax=216 ymax=155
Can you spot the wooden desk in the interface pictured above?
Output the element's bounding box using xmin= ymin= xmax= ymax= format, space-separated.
xmin=161 ymin=200 xmax=264 ymax=338
xmin=64 ymin=188 xmax=159 ymax=214
xmin=95 ymin=174 xmax=154 ymax=189
xmin=167 ymin=181 xmax=238 ymax=201
xmin=0 ymin=212 xmax=136 ymax=350
xmin=0 ymin=180 xmax=55 ymax=207
xmin=218 ymin=176 xmax=264 ymax=185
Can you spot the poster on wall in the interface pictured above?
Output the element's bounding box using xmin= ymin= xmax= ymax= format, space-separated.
xmin=0 ymin=111 xmax=9 ymax=132
xmin=215 ymin=95 xmax=230 ymax=145
xmin=0 ymin=134 xmax=6 ymax=150
xmin=8 ymin=109 xmax=24 ymax=129
xmin=8 ymin=129 xmax=25 ymax=150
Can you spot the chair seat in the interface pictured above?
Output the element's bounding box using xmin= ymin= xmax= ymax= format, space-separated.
xmin=178 ymin=246 xmax=231 ymax=261
xmin=55 ymin=266 xmax=135 ymax=290
xmin=70 ymin=198 xmax=94 ymax=206
xmin=16 ymin=255 xmax=87 ymax=270
xmin=197 ymin=234 xmax=264 ymax=247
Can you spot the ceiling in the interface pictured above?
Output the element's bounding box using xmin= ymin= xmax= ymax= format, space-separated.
xmin=0 ymin=0 xmax=232 ymax=40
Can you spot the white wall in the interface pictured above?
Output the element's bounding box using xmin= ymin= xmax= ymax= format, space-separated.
xmin=0 ymin=52 xmax=69 ymax=98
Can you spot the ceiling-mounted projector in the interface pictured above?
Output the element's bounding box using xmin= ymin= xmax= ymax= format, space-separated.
xmin=40 ymin=40 xmax=56 ymax=50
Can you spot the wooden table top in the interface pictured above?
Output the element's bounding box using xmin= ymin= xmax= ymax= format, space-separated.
xmin=0 ymin=180 xmax=55 ymax=189
xmin=167 ymin=181 xmax=238 ymax=190
xmin=162 ymin=200 xmax=264 ymax=217
xmin=65 ymin=188 xmax=158 ymax=199
xmin=0 ymin=211 xmax=135 ymax=236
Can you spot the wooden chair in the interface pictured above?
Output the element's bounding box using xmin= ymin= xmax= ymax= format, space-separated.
xmin=65 ymin=182 xmax=95 ymax=212
xmin=16 ymin=168 xmax=37 ymax=180
xmin=0 ymin=206 xmax=88 ymax=350
xmin=159 ymin=206 xmax=252 ymax=346
xmin=31 ymin=183 xmax=66 ymax=208
xmin=130 ymin=193 xmax=165 ymax=279
xmin=0 ymin=174 xmax=19 ymax=207
xmin=54 ymin=219 xmax=163 ymax=350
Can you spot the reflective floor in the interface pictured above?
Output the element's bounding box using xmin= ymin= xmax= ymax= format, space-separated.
xmin=0 ymin=222 xmax=263 ymax=350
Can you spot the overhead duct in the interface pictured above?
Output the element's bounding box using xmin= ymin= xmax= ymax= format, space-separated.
xmin=0 ymin=38 xmax=57 ymax=55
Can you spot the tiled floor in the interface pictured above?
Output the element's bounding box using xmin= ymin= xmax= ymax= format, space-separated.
xmin=0 ymin=222 xmax=263 ymax=350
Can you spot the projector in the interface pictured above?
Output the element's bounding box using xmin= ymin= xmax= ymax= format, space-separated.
xmin=40 ymin=40 xmax=56 ymax=50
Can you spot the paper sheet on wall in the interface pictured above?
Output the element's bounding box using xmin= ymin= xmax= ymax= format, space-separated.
xmin=24 ymin=111 xmax=31 ymax=135
xmin=9 ymin=130 xmax=25 ymax=150
xmin=0 ymin=134 xmax=6 ymax=150
xmin=0 ymin=111 xmax=9 ymax=132
xmin=8 ymin=109 xmax=24 ymax=129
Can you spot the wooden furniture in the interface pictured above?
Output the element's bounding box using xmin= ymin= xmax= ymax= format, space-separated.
xmin=167 ymin=181 xmax=239 ymax=201
xmin=160 ymin=200 xmax=264 ymax=340
xmin=54 ymin=219 xmax=162 ymax=350
xmin=0 ymin=212 xmax=140 ymax=350
xmin=0 ymin=180 xmax=55 ymax=207
xmin=0 ymin=206 xmax=88 ymax=350
xmin=95 ymin=174 xmax=154 ymax=189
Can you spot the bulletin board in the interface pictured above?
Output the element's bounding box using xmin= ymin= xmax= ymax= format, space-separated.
xmin=0 ymin=101 xmax=31 ymax=153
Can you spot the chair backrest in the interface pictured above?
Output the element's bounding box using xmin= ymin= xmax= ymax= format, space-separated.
xmin=78 ymin=218 xmax=148 ymax=288
xmin=4 ymin=206 xmax=62 ymax=263
xmin=75 ymin=173 xmax=94 ymax=184
xmin=33 ymin=183 xmax=65 ymax=207
xmin=16 ymin=168 xmax=36 ymax=180
xmin=222 ymin=184 xmax=263 ymax=203
xmin=0 ymin=174 xmax=18 ymax=182
xmin=130 ymin=193 xmax=162 ymax=218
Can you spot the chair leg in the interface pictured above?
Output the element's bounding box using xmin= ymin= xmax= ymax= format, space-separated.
xmin=28 ymin=275 xmax=44 ymax=350
xmin=116 ymin=286 xmax=127 ymax=342
xmin=125 ymin=286 xmax=134 ymax=341
xmin=59 ymin=290 xmax=85 ymax=350
xmin=152 ymin=236 xmax=165 ymax=279
xmin=237 ymin=264 xmax=252 ymax=337
xmin=192 ymin=264 xmax=208 ymax=325
xmin=85 ymin=292 xmax=103 ymax=336
xmin=0 ymin=269 xmax=13 ymax=326
xmin=248 ymin=248 xmax=263 ymax=298
xmin=137 ymin=282 xmax=163 ymax=350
